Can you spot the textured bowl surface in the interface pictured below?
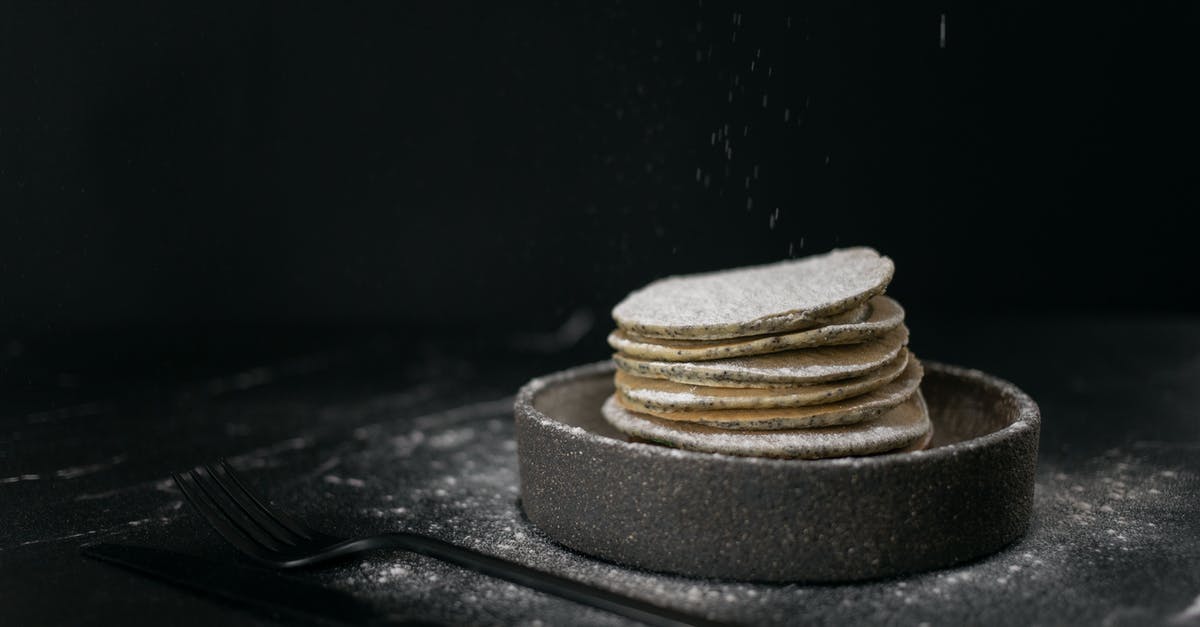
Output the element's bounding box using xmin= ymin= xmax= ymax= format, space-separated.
xmin=514 ymin=360 xmax=1040 ymax=582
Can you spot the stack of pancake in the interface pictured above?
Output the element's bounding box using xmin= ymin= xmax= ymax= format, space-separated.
xmin=601 ymin=247 xmax=931 ymax=459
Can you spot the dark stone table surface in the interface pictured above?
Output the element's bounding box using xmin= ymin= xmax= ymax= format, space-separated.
xmin=3 ymin=315 xmax=1199 ymax=626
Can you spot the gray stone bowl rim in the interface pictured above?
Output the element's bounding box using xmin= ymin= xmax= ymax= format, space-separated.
xmin=515 ymin=359 xmax=1040 ymax=466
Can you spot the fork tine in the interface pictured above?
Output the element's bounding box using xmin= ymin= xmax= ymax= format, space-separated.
xmin=217 ymin=459 xmax=317 ymax=540
xmin=203 ymin=462 xmax=304 ymax=546
xmin=184 ymin=468 xmax=288 ymax=553
xmin=173 ymin=472 xmax=278 ymax=560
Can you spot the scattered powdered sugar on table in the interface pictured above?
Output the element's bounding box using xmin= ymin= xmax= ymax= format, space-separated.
xmin=251 ymin=398 xmax=1199 ymax=626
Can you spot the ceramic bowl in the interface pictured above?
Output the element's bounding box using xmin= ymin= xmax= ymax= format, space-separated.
xmin=514 ymin=360 xmax=1040 ymax=582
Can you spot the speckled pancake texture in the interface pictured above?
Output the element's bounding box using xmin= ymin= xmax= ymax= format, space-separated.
xmin=605 ymin=247 xmax=925 ymax=459
xmin=613 ymin=349 xmax=910 ymax=412
xmin=602 ymin=389 xmax=931 ymax=459
xmin=617 ymin=356 xmax=924 ymax=431
xmin=612 ymin=247 xmax=894 ymax=340
xmin=612 ymin=325 xmax=908 ymax=387
xmin=608 ymin=295 xmax=905 ymax=362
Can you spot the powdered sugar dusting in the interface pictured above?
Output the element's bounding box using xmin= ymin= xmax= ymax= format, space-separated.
xmin=9 ymin=320 xmax=1191 ymax=627
xmin=297 ymin=401 xmax=1190 ymax=624
xmin=614 ymin=325 xmax=907 ymax=386
xmin=602 ymin=389 xmax=929 ymax=458
xmin=614 ymin=356 xmax=922 ymax=431
xmin=614 ymin=350 xmax=907 ymax=411
xmin=221 ymin=390 xmax=1198 ymax=625
xmin=612 ymin=247 xmax=893 ymax=339
xmin=608 ymin=296 xmax=905 ymax=362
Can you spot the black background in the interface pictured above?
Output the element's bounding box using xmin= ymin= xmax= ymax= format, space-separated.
xmin=2 ymin=2 xmax=1196 ymax=348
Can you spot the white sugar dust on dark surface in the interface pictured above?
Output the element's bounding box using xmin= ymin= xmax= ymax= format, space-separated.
xmin=245 ymin=394 xmax=1199 ymax=627
xmin=4 ymin=324 xmax=1199 ymax=626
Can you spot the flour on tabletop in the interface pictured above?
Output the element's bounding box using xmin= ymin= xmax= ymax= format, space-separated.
xmin=228 ymin=395 xmax=1199 ymax=626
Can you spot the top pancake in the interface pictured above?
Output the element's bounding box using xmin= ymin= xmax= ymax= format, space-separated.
xmin=611 ymin=247 xmax=894 ymax=340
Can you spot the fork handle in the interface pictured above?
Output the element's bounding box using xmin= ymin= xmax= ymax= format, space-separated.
xmin=328 ymin=532 xmax=730 ymax=627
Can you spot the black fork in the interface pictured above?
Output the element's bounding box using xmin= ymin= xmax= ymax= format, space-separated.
xmin=173 ymin=460 xmax=729 ymax=627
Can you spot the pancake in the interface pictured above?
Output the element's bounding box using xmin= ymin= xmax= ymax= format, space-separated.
xmin=602 ymin=389 xmax=931 ymax=459
xmin=619 ymin=356 xmax=923 ymax=430
xmin=612 ymin=247 xmax=894 ymax=340
xmin=614 ymin=349 xmax=910 ymax=411
xmin=897 ymin=424 xmax=935 ymax=453
xmin=613 ymin=325 xmax=908 ymax=388
xmin=608 ymin=296 xmax=905 ymax=362
xmin=620 ymin=301 xmax=871 ymax=347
